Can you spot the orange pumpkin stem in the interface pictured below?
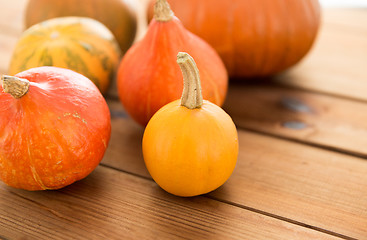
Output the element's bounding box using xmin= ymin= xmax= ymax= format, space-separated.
xmin=1 ymin=75 xmax=30 ymax=99
xmin=154 ymin=0 xmax=173 ymax=22
xmin=177 ymin=52 xmax=203 ymax=109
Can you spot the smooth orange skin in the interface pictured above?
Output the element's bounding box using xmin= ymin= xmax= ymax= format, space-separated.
xmin=117 ymin=17 xmax=228 ymax=126
xmin=0 ymin=67 xmax=111 ymax=190
xmin=148 ymin=0 xmax=321 ymax=78
xmin=142 ymin=100 xmax=238 ymax=197
xmin=24 ymin=0 xmax=137 ymax=53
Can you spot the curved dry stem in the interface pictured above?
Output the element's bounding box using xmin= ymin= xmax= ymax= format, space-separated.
xmin=1 ymin=75 xmax=30 ymax=99
xmin=154 ymin=0 xmax=174 ymax=22
xmin=177 ymin=52 xmax=203 ymax=109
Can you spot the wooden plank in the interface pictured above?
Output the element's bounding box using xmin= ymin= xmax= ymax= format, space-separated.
xmin=223 ymin=84 xmax=367 ymax=157
xmin=275 ymin=9 xmax=367 ymax=101
xmin=104 ymin=100 xmax=367 ymax=239
xmin=0 ymin=166 xmax=338 ymax=240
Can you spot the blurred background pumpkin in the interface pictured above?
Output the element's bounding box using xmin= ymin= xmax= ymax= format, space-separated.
xmin=24 ymin=0 xmax=137 ymax=54
xmin=147 ymin=0 xmax=321 ymax=78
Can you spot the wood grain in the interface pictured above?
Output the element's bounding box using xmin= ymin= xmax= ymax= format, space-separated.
xmin=223 ymin=84 xmax=367 ymax=157
xmin=105 ymin=100 xmax=367 ymax=239
xmin=0 ymin=166 xmax=339 ymax=240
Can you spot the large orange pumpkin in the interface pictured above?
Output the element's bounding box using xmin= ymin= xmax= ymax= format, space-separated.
xmin=148 ymin=0 xmax=321 ymax=78
xmin=0 ymin=67 xmax=111 ymax=190
xmin=25 ymin=0 xmax=137 ymax=53
xmin=9 ymin=17 xmax=121 ymax=94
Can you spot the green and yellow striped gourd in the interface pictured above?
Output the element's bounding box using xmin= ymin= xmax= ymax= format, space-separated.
xmin=9 ymin=17 xmax=121 ymax=94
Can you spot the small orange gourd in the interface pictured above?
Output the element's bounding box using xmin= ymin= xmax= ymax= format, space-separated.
xmin=142 ymin=52 xmax=238 ymax=197
xmin=9 ymin=17 xmax=121 ymax=94
xmin=117 ymin=0 xmax=228 ymax=126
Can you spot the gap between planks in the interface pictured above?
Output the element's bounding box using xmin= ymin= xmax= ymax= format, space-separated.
xmin=105 ymin=79 xmax=367 ymax=105
xmin=107 ymin=94 xmax=367 ymax=161
xmin=271 ymin=79 xmax=367 ymax=105
xmin=221 ymin=83 xmax=367 ymax=159
xmin=232 ymin=124 xmax=367 ymax=161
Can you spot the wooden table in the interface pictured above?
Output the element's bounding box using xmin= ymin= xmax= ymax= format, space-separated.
xmin=1 ymin=1 xmax=366 ymax=239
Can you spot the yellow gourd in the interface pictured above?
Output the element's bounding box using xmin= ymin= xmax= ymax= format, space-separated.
xmin=8 ymin=17 xmax=121 ymax=94
xmin=142 ymin=52 xmax=238 ymax=197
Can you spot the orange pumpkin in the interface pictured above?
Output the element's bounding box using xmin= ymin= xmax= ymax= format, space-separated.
xmin=25 ymin=0 xmax=137 ymax=53
xmin=118 ymin=0 xmax=228 ymax=126
xmin=0 ymin=67 xmax=111 ymax=190
xmin=9 ymin=17 xmax=121 ymax=94
xmin=147 ymin=0 xmax=321 ymax=78
xmin=143 ymin=52 xmax=238 ymax=197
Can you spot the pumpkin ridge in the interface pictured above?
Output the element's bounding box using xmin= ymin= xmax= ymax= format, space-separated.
xmin=0 ymin=67 xmax=111 ymax=190
xmin=39 ymin=48 xmax=53 ymax=66
xmin=258 ymin=1 xmax=276 ymax=75
xmin=265 ymin=2 xmax=290 ymax=75
xmin=24 ymin=108 xmax=49 ymax=190
xmin=12 ymin=48 xmax=36 ymax=74
xmin=64 ymin=47 xmax=101 ymax=89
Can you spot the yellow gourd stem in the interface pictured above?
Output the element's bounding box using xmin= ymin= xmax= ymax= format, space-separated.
xmin=177 ymin=52 xmax=203 ymax=109
xmin=1 ymin=75 xmax=30 ymax=99
xmin=154 ymin=0 xmax=173 ymax=22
